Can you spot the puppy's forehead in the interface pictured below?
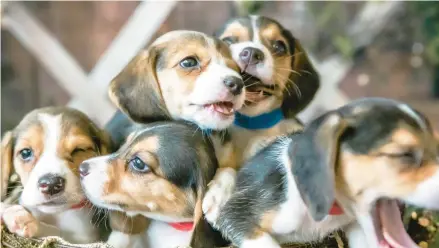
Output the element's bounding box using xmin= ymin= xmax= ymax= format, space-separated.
xmin=124 ymin=123 xmax=193 ymax=151
xmin=219 ymin=16 xmax=284 ymax=40
xmin=218 ymin=17 xmax=253 ymax=39
xmin=15 ymin=107 xmax=99 ymax=138
xmin=153 ymin=30 xmax=209 ymax=48
xmin=341 ymin=99 xmax=433 ymax=153
xmin=343 ymin=98 xmax=429 ymax=132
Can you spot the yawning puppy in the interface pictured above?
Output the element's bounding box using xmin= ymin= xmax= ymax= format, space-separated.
xmin=79 ymin=122 xmax=225 ymax=248
xmin=0 ymin=107 xmax=111 ymax=243
xmin=202 ymin=15 xmax=320 ymax=220
xmin=208 ymin=98 xmax=439 ymax=248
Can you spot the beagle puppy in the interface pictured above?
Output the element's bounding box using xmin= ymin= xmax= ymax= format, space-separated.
xmin=202 ymin=15 xmax=320 ymax=221
xmin=108 ymin=30 xmax=245 ymax=132
xmin=0 ymin=107 xmax=111 ymax=243
xmin=208 ymin=97 xmax=439 ymax=248
xmin=79 ymin=121 xmax=227 ymax=248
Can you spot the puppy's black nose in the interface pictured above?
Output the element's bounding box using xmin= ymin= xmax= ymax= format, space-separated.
xmin=79 ymin=162 xmax=89 ymax=178
xmin=38 ymin=174 xmax=65 ymax=196
xmin=224 ymin=76 xmax=244 ymax=95
xmin=239 ymin=47 xmax=264 ymax=65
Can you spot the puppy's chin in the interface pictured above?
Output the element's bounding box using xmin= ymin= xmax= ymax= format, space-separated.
xmin=185 ymin=107 xmax=236 ymax=131
xmin=37 ymin=204 xmax=70 ymax=214
xmin=20 ymin=193 xmax=84 ymax=214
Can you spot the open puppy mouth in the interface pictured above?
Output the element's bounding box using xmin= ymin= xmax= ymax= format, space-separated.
xmin=201 ymin=101 xmax=236 ymax=116
xmin=373 ymin=198 xmax=418 ymax=248
xmin=242 ymin=73 xmax=276 ymax=106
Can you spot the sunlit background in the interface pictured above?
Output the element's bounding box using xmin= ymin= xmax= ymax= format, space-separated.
xmin=2 ymin=1 xmax=438 ymax=133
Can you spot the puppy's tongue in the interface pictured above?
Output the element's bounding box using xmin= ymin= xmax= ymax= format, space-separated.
xmin=209 ymin=102 xmax=234 ymax=116
xmin=378 ymin=200 xmax=418 ymax=248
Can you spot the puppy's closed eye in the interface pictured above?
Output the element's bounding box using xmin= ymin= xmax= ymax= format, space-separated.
xmin=377 ymin=147 xmax=423 ymax=166
xmin=222 ymin=36 xmax=238 ymax=45
xmin=71 ymin=147 xmax=94 ymax=155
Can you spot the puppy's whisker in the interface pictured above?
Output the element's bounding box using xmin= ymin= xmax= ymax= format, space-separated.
xmin=274 ymin=72 xmax=298 ymax=98
xmin=275 ymin=67 xmax=302 ymax=76
xmin=275 ymin=51 xmax=304 ymax=61
xmin=244 ymin=81 xmax=261 ymax=88
xmin=300 ymin=69 xmax=312 ymax=75
xmin=279 ymin=74 xmax=301 ymax=99
xmin=242 ymin=76 xmax=256 ymax=85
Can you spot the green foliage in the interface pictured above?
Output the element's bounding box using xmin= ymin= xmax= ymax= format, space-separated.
xmin=407 ymin=2 xmax=439 ymax=65
xmin=235 ymin=0 xmax=264 ymax=16
xmin=307 ymin=2 xmax=354 ymax=58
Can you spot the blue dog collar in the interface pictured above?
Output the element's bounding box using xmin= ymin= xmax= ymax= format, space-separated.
xmin=234 ymin=108 xmax=284 ymax=130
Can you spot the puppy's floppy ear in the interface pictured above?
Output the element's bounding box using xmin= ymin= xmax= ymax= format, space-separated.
xmin=189 ymin=145 xmax=230 ymax=248
xmin=281 ymin=31 xmax=320 ymax=118
xmin=290 ymin=111 xmax=348 ymax=221
xmin=1 ymin=131 xmax=14 ymax=200
xmin=108 ymin=47 xmax=169 ymax=123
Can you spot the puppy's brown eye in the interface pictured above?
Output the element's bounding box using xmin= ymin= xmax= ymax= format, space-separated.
xmin=129 ymin=156 xmax=149 ymax=173
xmin=272 ymin=40 xmax=287 ymax=55
xmin=179 ymin=57 xmax=199 ymax=69
xmin=222 ymin=37 xmax=237 ymax=45
xmin=19 ymin=148 xmax=33 ymax=162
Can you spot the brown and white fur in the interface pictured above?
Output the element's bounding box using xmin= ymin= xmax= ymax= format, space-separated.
xmin=79 ymin=121 xmax=226 ymax=248
xmin=0 ymin=107 xmax=111 ymax=243
xmin=208 ymin=97 xmax=439 ymax=248
xmin=203 ymin=15 xmax=320 ymax=222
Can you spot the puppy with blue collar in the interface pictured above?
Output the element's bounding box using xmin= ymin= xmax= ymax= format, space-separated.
xmin=202 ymin=15 xmax=320 ymax=219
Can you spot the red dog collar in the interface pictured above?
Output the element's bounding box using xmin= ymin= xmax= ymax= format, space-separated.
xmin=168 ymin=222 xmax=194 ymax=232
xmin=329 ymin=201 xmax=344 ymax=215
xmin=70 ymin=199 xmax=90 ymax=210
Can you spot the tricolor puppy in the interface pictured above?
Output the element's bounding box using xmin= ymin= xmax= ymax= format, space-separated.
xmin=215 ymin=15 xmax=319 ymax=120
xmin=79 ymin=122 xmax=226 ymax=248
xmin=202 ymin=15 xmax=319 ymax=221
xmin=208 ymin=98 xmax=439 ymax=248
xmin=0 ymin=107 xmax=110 ymax=243
xmin=108 ymin=30 xmax=245 ymax=131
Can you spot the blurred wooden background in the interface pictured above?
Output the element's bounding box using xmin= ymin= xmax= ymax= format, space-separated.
xmin=2 ymin=1 xmax=438 ymax=133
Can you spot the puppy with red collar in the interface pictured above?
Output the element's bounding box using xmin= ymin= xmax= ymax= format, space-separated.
xmin=203 ymin=15 xmax=319 ymax=220
xmin=0 ymin=107 xmax=111 ymax=243
xmin=208 ymin=97 xmax=439 ymax=248
xmin=79 ymin=121 xmax=226 ymax=248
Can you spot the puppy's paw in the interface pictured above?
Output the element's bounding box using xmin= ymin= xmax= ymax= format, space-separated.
xmin=202 ymin=168 xmax=236 ymax=225
xmin=2 ymin=205 xmax=39 ymax=238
